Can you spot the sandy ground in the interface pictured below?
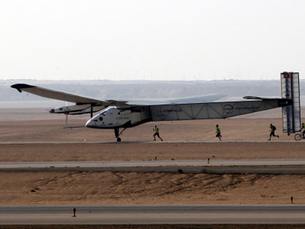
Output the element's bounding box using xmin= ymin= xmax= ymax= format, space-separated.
xmin=1 ymin=108 xmax=305 ymax=206
xmin=1 ymin=142 xmax=305 ymax=162
xmin=0 ymin=109 xmax=299 ymax=143
xmin=1 ymin=225 xmax=305 ymax=229
xmin=1 ymin=171 xmax=305 ymax=205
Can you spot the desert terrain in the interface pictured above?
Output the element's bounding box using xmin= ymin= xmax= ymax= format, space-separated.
xmin=1 ymin=108 xmax=305 ymax=228
xmin=0 ymin=107 xmax=305 ymax=206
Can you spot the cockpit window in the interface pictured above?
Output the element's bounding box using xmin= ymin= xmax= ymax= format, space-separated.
xmin=102 ymin=112 xmax=107 ymax=116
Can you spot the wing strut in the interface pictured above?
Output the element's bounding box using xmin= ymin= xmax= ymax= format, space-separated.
xmin=65 ymin=114 xmax=68 ymax=129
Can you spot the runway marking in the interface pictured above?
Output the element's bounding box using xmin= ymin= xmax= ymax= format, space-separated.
xmin=1 ymin=205 xmax=305 ymax=224
xmin=1 ymin=159 xmax=305 ymax=174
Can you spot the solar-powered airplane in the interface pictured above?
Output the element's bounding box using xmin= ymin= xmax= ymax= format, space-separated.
xmin=11 ymin=72 xmax=301 ymax=142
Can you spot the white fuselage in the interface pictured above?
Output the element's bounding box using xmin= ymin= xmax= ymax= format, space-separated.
xmin=85 ymin=106 xmax=151 ymax=129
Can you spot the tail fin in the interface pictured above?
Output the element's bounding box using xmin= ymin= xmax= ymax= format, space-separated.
xmin=281 ymin=72 xmax=301 ymax=134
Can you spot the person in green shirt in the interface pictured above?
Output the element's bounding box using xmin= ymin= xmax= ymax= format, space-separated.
xmin=153 ymin=125 xmax=163 ymax=141
xmin=300 ymin=123 xmax=305 ymax=139
xmin=216 ymin=124 xmax=222 ymax=141
xmin=268 ymin=124 xmax=279 ymax=141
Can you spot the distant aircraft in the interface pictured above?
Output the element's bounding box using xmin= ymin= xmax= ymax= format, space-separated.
xmin=11 ymin=73 xmax=297 ymax=141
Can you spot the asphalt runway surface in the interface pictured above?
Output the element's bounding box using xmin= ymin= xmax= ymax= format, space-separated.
xmin=2 ymin=159 xmax=305 ymax=167
xmin=1 ymin=159 xmax=305 ymax=174
xmin=1 ymin=205 xmax=305 ymax=225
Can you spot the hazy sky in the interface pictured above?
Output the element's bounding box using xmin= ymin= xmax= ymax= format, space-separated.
xmin=1 ymin=0 xmax=305 ymax=81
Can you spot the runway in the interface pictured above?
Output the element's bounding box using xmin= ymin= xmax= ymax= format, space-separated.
xmin=1 ymin=159 xmax=305 ymax=174
xmin=1 ymin=205 xmax=305 ymax=225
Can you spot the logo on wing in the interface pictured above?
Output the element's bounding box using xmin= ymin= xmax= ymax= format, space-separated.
xmin=223 ymin=104 xmax=234 ymax=114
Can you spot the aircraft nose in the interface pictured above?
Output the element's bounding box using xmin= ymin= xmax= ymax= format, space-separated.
xmin=85 ymin=119 xmax=95 ymax=128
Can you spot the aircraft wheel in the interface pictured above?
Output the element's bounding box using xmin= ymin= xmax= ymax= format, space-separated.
xmin=117 ymin=137 xmax=121 ymax=142
xmin=294 ymin=133 xmax=302 ymax=141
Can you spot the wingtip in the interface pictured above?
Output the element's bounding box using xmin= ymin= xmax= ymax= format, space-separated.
xmin=11 ymin=83 xmax=35 ymax=93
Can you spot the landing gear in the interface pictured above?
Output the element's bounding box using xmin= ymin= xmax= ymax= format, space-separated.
xmin=114 ymin=128 xmax=126 ymax=142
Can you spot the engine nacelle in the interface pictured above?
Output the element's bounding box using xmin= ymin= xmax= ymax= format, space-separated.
xmin=50 ymin=104 xmax=90 ymax=114
xmin=50 ymin=104 xmax=105 ymax=115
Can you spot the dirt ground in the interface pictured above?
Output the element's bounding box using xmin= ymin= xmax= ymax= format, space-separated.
xmin=1 ymin=171 xmax=305 ymax=205
xmin=1 ymin=108 xmax=305 ymax=207
xmin=1 ymin=225 xmax=305 ymax=229
xmin=0 ymin=108 xmax=297 ymax=143
xmin=2 ymin=225 xmax=305 ymax=229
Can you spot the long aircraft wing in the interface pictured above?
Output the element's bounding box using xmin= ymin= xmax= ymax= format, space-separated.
xmin=150 ymin=97 xmax=290 ymax=121
xmin=11 ymin=83 xmax=227 ymax=106
xmin=11 ymin=83 xmax=127 ymax=106
xmin=11 ymin=83 xmax=291 ymax=121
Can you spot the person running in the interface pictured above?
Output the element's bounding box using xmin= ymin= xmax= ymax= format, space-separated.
xmin=268 ymin=124 xmax=279 ymax=141
xmin=153 ymin=125 xmax=163 ymax=141
xmin=300 ymin=123 xmax=305 ymax=139
xmin=216 ymin=124 xmax=222 ymax=141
